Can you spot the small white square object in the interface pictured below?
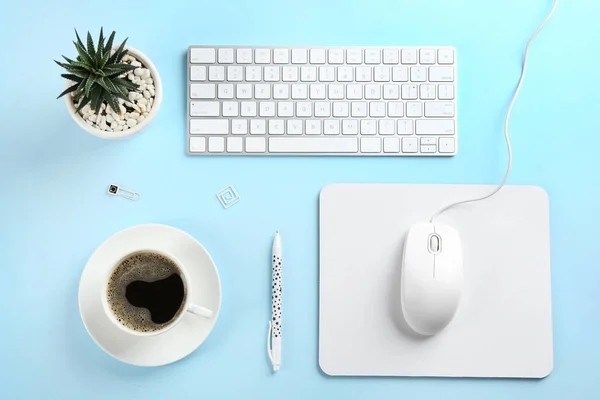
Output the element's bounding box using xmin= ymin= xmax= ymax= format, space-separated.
xmin=217 ymin=186 xmax=241 ymax=209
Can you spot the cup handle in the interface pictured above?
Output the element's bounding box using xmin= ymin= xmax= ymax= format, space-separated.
xmin=187 ymin=303 xmax=213 ymax=319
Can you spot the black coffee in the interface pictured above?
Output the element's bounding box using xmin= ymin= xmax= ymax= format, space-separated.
xmin=106 ymin=252 xmax=186 ymax=333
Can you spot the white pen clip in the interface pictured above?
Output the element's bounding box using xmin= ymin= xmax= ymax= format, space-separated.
xmin=108 ymin=184 xmax=142 ymax=201
xmin=267 ymin=320 xmax=274 ymax=366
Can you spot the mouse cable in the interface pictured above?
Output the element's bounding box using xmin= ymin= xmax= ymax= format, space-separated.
xmin=430 ymin=0 xmax=559 ymax=224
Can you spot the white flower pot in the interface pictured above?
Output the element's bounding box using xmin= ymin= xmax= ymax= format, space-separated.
xmin=64 ymin=46 xmax=163 ymax=139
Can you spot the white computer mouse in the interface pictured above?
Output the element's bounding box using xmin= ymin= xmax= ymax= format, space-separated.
xmin=400 ymin=222 xmax=463 ymax=336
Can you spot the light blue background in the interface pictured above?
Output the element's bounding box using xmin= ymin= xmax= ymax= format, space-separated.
xmin=1 ymin=0 xmax=598 ymax=399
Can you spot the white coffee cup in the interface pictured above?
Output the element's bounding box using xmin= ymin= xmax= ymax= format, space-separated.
xmin=101 ymin=249 xmax=213 ymax=337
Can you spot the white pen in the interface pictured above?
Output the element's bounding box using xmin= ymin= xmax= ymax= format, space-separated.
xmin=268 ymin=231 xmax=282 ymax=372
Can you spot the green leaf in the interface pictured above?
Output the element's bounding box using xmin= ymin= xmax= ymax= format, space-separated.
xmin=75 ymin=96 xmax=91 ymax=114
xmin=107 ymin=37 xmax=128 ymax=64
xmin=90 ymin=86 xmax=103 ymax=113
xmin=73 ymin=81 xmax=87 ymax=103
xmin=113 ymin=77 xmax=139 ymax=91
xmin=60 ymin=73 xmax=83 ymax=82
xmin=115 ymin=48 xmax=128 ymax=64
xmin=99 ymin=47 xmax=111 ymax=69
xmin=103 ymin=64 xmax=136 ymax=75
xmin=101 ymin=77 xmax=119 ymax=92
xmin=61 ymin=55 xmax=76 ymax=64
xmin=74 ymin=29 xmax=85 ymax=49
xmin=104 ymin=92 xmax=121 ymax=114
xmin=69 ymin=60 xmax=94 ymax=72
xmin=56 ymin=83 xmax=80 ymax=99
xmin=55 ymin=60 xmax=90 ymax=78
xmin=74 ymin=41 xmax=94 ymax=66
xmin=86 ymin=31 xmax=96 ymax=61
xmin=104 ymin=31 xmax=116 ymax=57
xmin=85 ymin=75 xmax=97 ymax=97
xmin=97 ymin=27 xmax=105 ymax=58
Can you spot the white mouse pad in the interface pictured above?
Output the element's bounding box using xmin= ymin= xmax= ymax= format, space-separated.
xmin=319 ymin=184 xmax=553 ymax=378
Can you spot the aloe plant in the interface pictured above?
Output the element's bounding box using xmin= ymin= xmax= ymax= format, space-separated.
xmin=55 ymin=28 xmax=139 ymax=115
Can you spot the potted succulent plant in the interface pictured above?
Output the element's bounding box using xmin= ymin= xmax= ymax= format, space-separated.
xmin=55 ymin=29 xmax=162 ymax=139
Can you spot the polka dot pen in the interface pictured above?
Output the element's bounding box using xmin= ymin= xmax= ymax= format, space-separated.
xmin=268 ymin=231 xmax=282 ymax=372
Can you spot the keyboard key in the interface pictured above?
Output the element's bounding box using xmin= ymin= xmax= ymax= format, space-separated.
xmin=383 ymin=137 xmax=400 ymax=153
xmin=269 ymin=137 xmax=358 ymax=153
xmin=264 ymin=66 xmax=280 ymax=82
xmin=361 ymin=137 xmax=381 ymax=153
xmin=369 ymin=102 xmax=386 ymax=117
xmin=189 ymin=137 xmax=206 ymax=152
xmin=424 ymin=102 xmax=455 ymax=117
xmin=401 ymin=137 xmax=418 ymax=153
xmin=347 ymin=85 xmax=363 ymax=100
xmin=365 ymin=49 xmax=381 ymax=64
xmin=427 ymin=67 xmax=453 ymax=84
xmin=250 ymin=119 xmax=266 ymax=134
xmin=227 ymin=66 xmax=243 ymax=81
xmin=333 ymin=102 xmax=349 ymax=117
xmin=246 ymin=66 xmax=262 ymax=81
xmin=246 ymin=137 xmax=266 ymax=152
xmin=388 ymin=102 xmax=404 ymax=117
xmin=319 ymin=67 xmax=335 ymax=82
xmin=227 ymin=137 xmax=243 ymax=152
xmin=255 ymin=84 xmax=270 ymax=99
xmin=273 ymin=49 xmax=289 ymax=64
xmin=310 ymin=49 xmax=326 ymax=64
xmin=190 ymin=101 xmax=219 ymax=117
xmin=356 ymin=67 xmax=372 ymax=82
xmin=190 ymin=84 xmax=216 ymax=99
xmin=401 ymin=84 xmax=418 ymax=99
xmin=401 ymin=49 xmax=417 ymax=64
xmin=383 ymin=84 xmax=400 ymax=100
xmin=416 ymin=120 xmax=455 ymax=135
xmin=392 ymin=66 xmax=409 ymax=82
xmin=383 ymin=49 xmax=399 ymax=64
xmin=282 ymin=66 xmax=299 ymax=82
xmin=420 ymin=84 xmax=436 ymax=100
xmin=236 ymin=48 xmax=253 ymax=63
xmin=419 ymin=49 xmax=436 ymax=64
xmin=297 ymin=102 xmax=312 ymax=117
xmin=438 ymin=84 xmax=455 ymax=100
xmin=218 ymin=101 xmax=236 ymax=117
xmin=259 ymin=102 xmax=276 ymax=117
xmin=324 ymin=120 xmax=340 ymax=135
xmin=374 ymin=66 xmax=390 ymax=82
xmin=231 ymin=119 xmax=247 ymax=134
xmin=351 ymin=102 xmax=367 ymax=117
xmin=269 ymin=119 xmax=285 ymax=135
xmin=241 ymin=101 xmax=257 ymax=117
xmin=278 ymin=102 xmax=294 ymax=117
xmin=190 ymin=48 xmax=215 ymax=63
xmin=398 ymin=120 xmax=414 ymax=134
xmin=365 ymin=85 xmax=381 ymax=100
xmin=439 ymin=137 xmax=455 ymax=153
xmin=328 ymin=49 xmax=344 ymax=64
xmin=360 ymin=119 xmax=376 ymax=135
xmin=338 ymin=67 xmax=354 ymax=82
xmin=306 ymin=120 xmax=322 ymax=135
xmin=292 ymin=49 xmax=308 ymax=64
xmin=410 ymin=67 xmax=427 ymax=82
xmin=438 ymin=48 xmax=454 ymax=64
xmin=406 ymin=102 xmax=423 ymax=117
xmin=292 ymin=84 xmax=308 ymax=99
xmin=329 ymin=84 xmax=345 ymax=100
xmin=287 ymin=119 xmax=304 ymax=135
xmin=379 ymin=120 xmax=395 ymax=135
xmin=310 ymin=84 xmax=326 ymax=100
xmin=342 ymin=120 xmax=358 ymax=135
xmin=218 ymin=48 xmax=234 ymax=64
xmin=218 ymin=84 xmax=234 ymax=99
xmin=273 ymin=84 xmax=290 ymax=100
xmin=421 ymin=144 xmax=437 ymax=153
xmin=255 ymin=49 xmax=271 ymax=64
xmin=209 ymin=137 xmax=225 ymax=152
xmin=209 ymin=66 xmax=225 ymax=81
xmin=421 ymin=137 xmax=437 ymax=145
xmin=315 ymin=102 xmax=331 ymax=117
xmin=301 ymin=67 xmax=317 ymax=82
xmin=236 ymin=84 xmax=253 ymax=99
xmin=347 ymin=49 xmax=362 ymax=64
xmin=190 ymin=66 xmax=207 ymax=81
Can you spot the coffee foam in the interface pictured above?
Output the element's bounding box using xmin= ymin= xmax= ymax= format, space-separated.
xmin=106 ymin=252 xmax=185 ymax=333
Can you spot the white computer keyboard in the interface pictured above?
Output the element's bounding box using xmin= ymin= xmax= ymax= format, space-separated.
xmin=187 ymin=46 xmax=457 ymax=156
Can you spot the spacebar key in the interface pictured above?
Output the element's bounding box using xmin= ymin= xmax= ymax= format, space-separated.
xmin=269 ymin=137 xmax=358 ymax=153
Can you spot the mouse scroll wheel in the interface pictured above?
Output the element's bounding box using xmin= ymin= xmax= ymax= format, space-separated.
xmin=429 ymin=235 xmax=441 ymax=253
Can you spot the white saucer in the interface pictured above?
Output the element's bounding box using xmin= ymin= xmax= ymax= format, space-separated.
xmin=78 ymin=224 xmax=222 ymax=367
